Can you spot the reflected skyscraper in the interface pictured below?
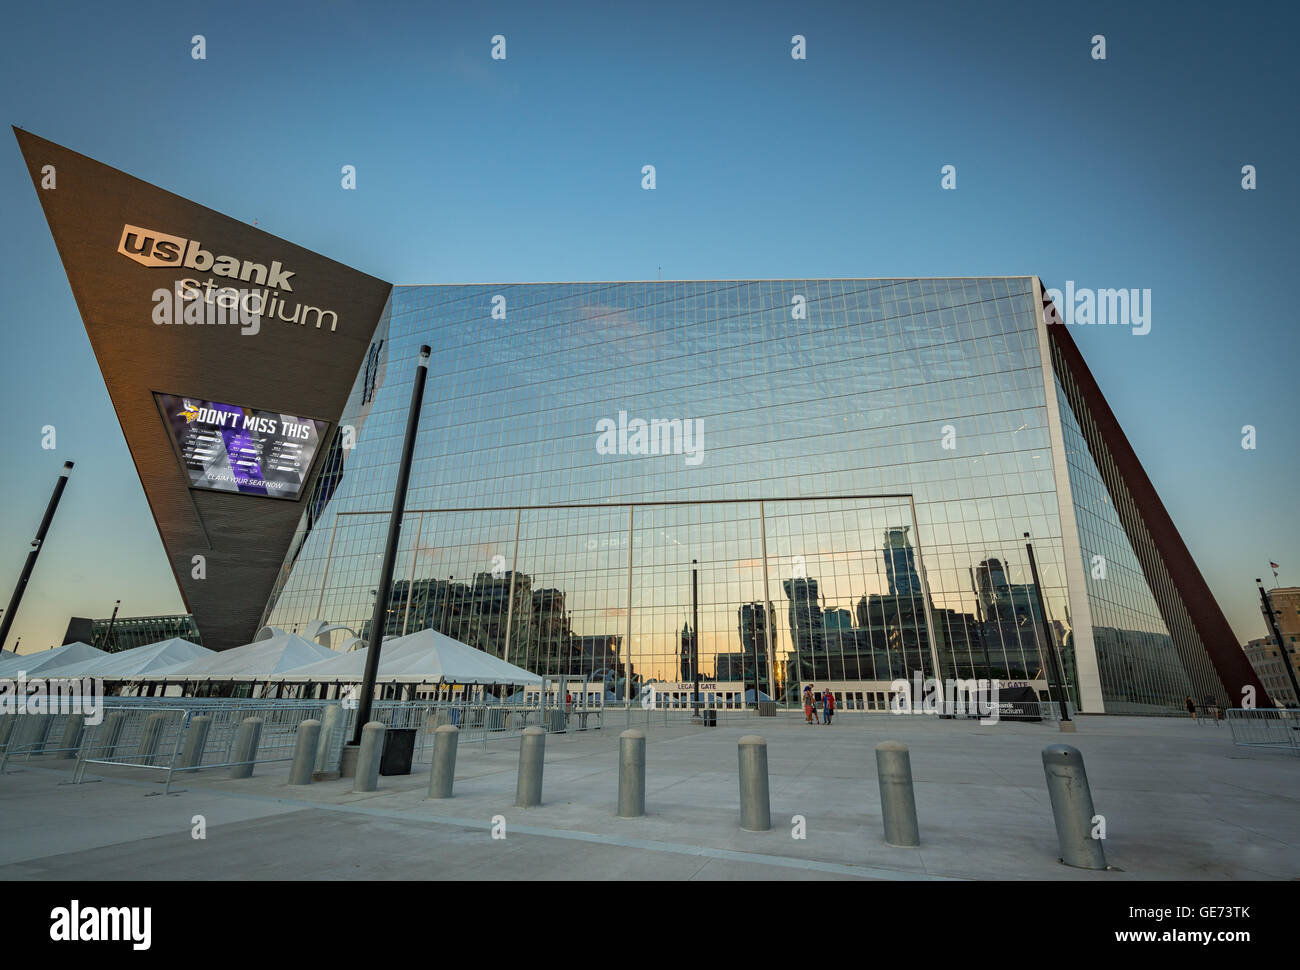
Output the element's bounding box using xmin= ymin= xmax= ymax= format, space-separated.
xmin=679 ymin=621 xmax=697 ymax=682
xmin=737 ymin=602 xmax=774 ymax=697
xmin=884 ymin=527 xmax=922 ymax=597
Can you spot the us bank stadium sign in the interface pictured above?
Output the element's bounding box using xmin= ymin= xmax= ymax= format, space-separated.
xmin=119 ymin=223 xmax=342 ymax=334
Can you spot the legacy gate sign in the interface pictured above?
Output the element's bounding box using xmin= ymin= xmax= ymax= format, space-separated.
xmin=16 ymin=126 xmax=393 ymax=648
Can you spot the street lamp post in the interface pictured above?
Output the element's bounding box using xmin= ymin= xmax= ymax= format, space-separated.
xmin=691 ymin=559 xmax=700 ymax=716
xmin=351 ymin=345 xmax=431 ymax=744
xmin=101 ymin=599 xmax=122 ymax=652
xmin=1256 ymin=579 xmax=1300 ymax=708
xmin=0 ymin=461 xmax=74 ymax=652
xmin=1023 ymin=533 xmax=1072 ymax=728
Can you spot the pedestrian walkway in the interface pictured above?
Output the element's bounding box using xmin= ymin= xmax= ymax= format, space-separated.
xmin=0 ymin=713 xmax=1295 ymax=880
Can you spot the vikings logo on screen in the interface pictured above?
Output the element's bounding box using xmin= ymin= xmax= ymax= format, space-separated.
xmin=156 ymin=394 xmax=327 ymax=501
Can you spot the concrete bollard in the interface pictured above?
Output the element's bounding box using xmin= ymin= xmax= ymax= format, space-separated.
xmin=876 ymin=741 xmax=920 ymax=847
xmin=137 ymin=712 xmax=169 ymax=765
xmin=288 ymin=719 xmax=321 ymax=785
xmin=617 ymin=729 xmax=646 ymax=818
xmin=97 ymin=711 xmax=127 ymax=758
xmin=57 ymin=713 xmax=85 ymax=759
xmin=737 ymin=735 xmax=771 ymax=832
xmin=428 ymin=724 xmax=460 ymax=798
xmin=1042 ymin=744 xmax=1107 ymax=869
xmin=515 ymin=727 xmax=546 ymax=807
xmin=229 ymin=716 xmax=264 ymax=779
xmin=352 ymin=721 xmax=385 ymax=793
xmin=314 ymin=704 xmax=343 ymax=773
xmin=180 ymin=715 xmax=212 ymax=768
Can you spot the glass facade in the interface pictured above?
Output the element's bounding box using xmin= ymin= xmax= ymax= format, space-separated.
xmin=1052 ymin=374 xmax=1192 ymax=712
xmin=257 ymin=278 xmax=1208 ymax=714
xmin=92 ymin=614 xmax=203 ymax=653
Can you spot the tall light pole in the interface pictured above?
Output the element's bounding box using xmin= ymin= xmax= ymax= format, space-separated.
xmin=101 ymin=599 xmax=122 ymax=652
xmin=0 ymin=461 xmax=74 ymax=652
xmin=352 ymin=346 xmax=431 ymax=744
xmin=691 ymin=559 xmax=700 ymax=716
xmin=1024 ymin=533 xmax=1072 ymax=727
xmin=1257 ymin=579 xmax=1300 ymax=708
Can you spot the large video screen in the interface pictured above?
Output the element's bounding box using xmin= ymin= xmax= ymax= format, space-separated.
xmin=155 ymin=393 xmax=329 ymax=501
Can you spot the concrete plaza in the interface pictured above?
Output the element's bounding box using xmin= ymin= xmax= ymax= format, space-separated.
xmin=0 ymin=711 xmax=1295 ymax=880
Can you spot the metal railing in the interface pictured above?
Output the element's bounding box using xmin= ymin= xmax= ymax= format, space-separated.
xmin=69 ymin=702 xmax=336 ymax=792
xmin=0 ymin=709 xmax=91 ymax=770
xmin=331 ymin=699 xmax=605 ymax=767
xmin=1226 ymin=708 xmax=1300 ymax=754
xmin=71 ymin=707 xmax=190 ymax=791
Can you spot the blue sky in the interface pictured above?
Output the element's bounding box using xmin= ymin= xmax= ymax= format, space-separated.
xmin=1 ymin=0 xmax=1296 ymax=653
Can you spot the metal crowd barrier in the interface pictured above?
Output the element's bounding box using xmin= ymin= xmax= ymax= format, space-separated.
xmin=4 ymin=695 xmax=608 ymax=788
xmin=1226 ymin=708 xmax=1300 ymax=754
xmin=69 ymin=702 xmax=335 ymax=792
xmin=0 ymin=708 xmax=95 ymax=771
xmin=70 ymin=707 xmax=190 ymax=791
xmin=321 ymin=699 xmax=606 ymax=769
xmin=614 ymin=705 xmax=757 ymax=730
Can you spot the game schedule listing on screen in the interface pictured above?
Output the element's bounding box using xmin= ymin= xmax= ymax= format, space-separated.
xmin=155 ymin=393 xmax=328 ymax=501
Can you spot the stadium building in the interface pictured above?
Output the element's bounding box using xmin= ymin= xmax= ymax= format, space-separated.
xmin=15 ymin=127 xmax=1269 ymax=715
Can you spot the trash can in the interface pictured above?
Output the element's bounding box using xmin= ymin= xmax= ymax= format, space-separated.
xmin=703 ymin=709 xmax=717 ymax=727
xmin=379 ymin=728 xmax=416 ymax=776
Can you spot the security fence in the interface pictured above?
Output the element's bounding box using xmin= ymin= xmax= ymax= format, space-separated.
xmin=1226 ymin=708 xmax=1300 ymax=755
xmin=0 ymin=708 xmax=93 ymax=770
xmin=1 ymin=695 xmax=606 ymax=790
xmin=66 ymin=702 xmax=337 ymax=792
xmin=327 ymin=698 xmax=606 ymax=769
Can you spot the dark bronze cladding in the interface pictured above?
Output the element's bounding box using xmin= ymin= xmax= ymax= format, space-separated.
xmin=15 ymin=128 xmax=392 ymax=649
xmin=1043 ymin=297 xmax=1270 ymax=708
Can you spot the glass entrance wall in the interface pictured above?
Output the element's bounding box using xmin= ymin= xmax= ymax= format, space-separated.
xmin=258 ymin=277 xmax=1186 ymax=712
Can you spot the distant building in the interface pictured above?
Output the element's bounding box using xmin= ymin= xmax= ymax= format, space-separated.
xmin=1244 ymin=585 xmax=1300 ymax=707
xmin=1241 ymin=636 xmax=1298 ymax=708
xmin=64 ymin=614 xmax=202 ymax=653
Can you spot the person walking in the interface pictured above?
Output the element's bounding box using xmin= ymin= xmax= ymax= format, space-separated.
xmin=1185 ymin=695 xmax=1197 ymax=720
xmin=803 ymin=685 xmax=815 ymax=724
xmin=823 ymin=689 xmax=835 ymax=725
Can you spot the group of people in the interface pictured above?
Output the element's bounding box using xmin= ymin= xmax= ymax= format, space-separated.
xmin=803 ymin=685 xmax=835 ymax=724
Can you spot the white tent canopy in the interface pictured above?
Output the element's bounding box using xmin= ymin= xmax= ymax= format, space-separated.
xmin=167 ymin=630 xmax=335 ymax=682
xmin=51 ymin=638 xmax=213 ymax=680
xmin=0 ymin=642 xmax=107 ymax=678
xmin=274 ymin=627 xmax=542 ymax=686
